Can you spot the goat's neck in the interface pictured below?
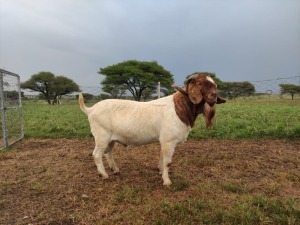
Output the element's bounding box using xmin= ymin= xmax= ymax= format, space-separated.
xmin=173 ymin=92 xmax=204 ymax=127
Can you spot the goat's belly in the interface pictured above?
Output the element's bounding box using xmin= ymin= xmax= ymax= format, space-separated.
xmin=111 ymin=130 xmax=159 ymax=146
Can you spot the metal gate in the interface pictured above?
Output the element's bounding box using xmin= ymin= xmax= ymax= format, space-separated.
xmin=0 ymin=69 xmax=24 ymax=150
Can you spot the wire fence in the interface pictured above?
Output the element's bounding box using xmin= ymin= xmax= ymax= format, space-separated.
xmin=79 ymin=86 xmax=103 ymax=96
xmin=78 ymin=75 xmax=300 ymax=99
xmin=0 ymin=69 xmax=24 ymax=150
xmin=249 ymin=76 xmax=300 ymax=94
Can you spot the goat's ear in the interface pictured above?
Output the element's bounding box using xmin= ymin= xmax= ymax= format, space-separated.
xmin=217 ymin=97 xmax=226 ymax=104
xmin=172 ymin=84 xmax=188 ymax=95
xmin=187 ymin=80 xmax=203 ymax=104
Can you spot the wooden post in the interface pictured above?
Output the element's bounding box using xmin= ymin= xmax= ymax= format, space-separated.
xmin=157 ymin=82 xmax=160 ymax=98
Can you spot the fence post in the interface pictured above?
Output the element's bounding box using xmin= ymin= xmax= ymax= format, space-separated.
xmin=17 ymin=75 xmax=24 ymax=139
xmin=157 ymin=82 xmax=161 ymax=99
xmin=265 ymin=90 xmax=272 ymax=102
xmin=0 ymin=71 xmax=8 ymax=147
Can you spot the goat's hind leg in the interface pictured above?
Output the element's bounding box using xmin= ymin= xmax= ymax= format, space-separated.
xmin=158 ymin=151 xmax=163 ymax=175
xmin=93 ymin=144 xmax=109 ymax=179
xmin=104 ymin=142 xmax=120 ymax=174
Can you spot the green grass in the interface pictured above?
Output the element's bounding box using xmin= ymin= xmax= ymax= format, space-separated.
xmin=22 ymin=96 xmax=300 ymax=139
xmin=114 ymin=185 xmax=144 ymax=204
xmin=22 ymin=100 xmax=91 ymax=138
xmin=190 ymin=96 xmax=300 ymax=140
xmin=155 ymin=195 xmax=300 ymax=225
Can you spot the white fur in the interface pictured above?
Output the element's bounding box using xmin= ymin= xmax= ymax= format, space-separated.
xmin=206 ymin=76 xmax=216 ymax=85
xmin=79 ymin=94 xmax=191 ymax=186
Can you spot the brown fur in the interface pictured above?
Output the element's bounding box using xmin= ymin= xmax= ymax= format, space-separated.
xmin=187 ymin=79 xmax=203 ymax=104
xmin=173 ymin=92 xmax=199 ymax=127
xmin=203 ymin=102 xmax=216 ymax=128
xmin=173 ymin=92 xmax=216 ymax=128
xmin=173 ymin=74 xmax=225 ymax=128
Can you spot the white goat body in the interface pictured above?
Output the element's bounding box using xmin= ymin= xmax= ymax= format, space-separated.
xmin=81 ymin=95 xmax=191 ymax=147
xmin=79 ymin=74 xmax=225 ymax=185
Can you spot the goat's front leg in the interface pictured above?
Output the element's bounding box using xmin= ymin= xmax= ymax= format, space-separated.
xmin=93 ymin=145 xmax=109 ymax=179
xmin=160 ymin=142 xmax=175 ymax=186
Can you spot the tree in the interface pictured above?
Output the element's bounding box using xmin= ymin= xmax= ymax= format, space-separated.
xmin=52 ymin=76 xmax=81 ymax=104
xmin=220 ymin=82 xmax=255 ymax=99
xmin=99 ymin=60 xmax=174 ymax=101
xmin=279 ymin=84 xmax=300 ymax=100
xmin=21 ymin=71 xmax=80 ymax=104
xmin=102 ymin=84 xmax=127 ymax=99
xmin=4 ymin=91 xmax=20 ymax=101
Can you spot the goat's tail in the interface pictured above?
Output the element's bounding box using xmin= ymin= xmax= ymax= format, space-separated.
xmin=78 ymin=93 xmax=89 ymax=114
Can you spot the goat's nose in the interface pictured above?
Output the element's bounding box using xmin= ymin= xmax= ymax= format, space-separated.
xmin=211 ymin=93 xmax=217 ymax=98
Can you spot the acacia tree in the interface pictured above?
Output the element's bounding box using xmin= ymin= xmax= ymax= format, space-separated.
xmin=220 ymin=81 xmax=255 ymax=99
xmin=102 ymin=84 xmax=127 ymax=99
xmin=279 ymin=84 xmax=300 ymax=100
xmin=99 ymin=60 xmax=174 ymax=101
xmin=21 ymin=71 xmax=80 ymax=104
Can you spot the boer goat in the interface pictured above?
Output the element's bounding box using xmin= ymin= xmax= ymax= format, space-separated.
xmin=79 ymin=74 xmax=226 ymax=185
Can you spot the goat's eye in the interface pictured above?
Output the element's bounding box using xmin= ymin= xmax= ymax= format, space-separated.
xmin=197 ymin=82 xmax=202 ymax=86
xmin=205 ymin=83 xmax=212 ymax=88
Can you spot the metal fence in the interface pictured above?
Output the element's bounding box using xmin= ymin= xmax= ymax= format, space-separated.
xmin=79 ymin=75 xmax=300 ymax=99
xmin=249 ymin=76 xmax=300 ymax=94
xmin=0 ymin=69 xmax=24 ymax=150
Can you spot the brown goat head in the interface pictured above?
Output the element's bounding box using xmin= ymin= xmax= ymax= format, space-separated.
xmin=186 ymin=74 xmax=226 ymax=105
xmin=173 ymin=74 xmax=226 ymax=128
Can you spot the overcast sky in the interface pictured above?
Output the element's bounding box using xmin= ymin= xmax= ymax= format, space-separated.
xmin=1 ymin=0 xmax=299 ymax=89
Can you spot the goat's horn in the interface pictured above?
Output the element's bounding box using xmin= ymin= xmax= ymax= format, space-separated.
xmin=185 ymin=74 xmax=199 ymax=84
xmin=172 ymin=84 xmax=188 ymax=95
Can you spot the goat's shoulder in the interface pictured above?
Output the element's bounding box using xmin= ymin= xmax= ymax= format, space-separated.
xmin=147 ymin=95 xmax=173 ymax=107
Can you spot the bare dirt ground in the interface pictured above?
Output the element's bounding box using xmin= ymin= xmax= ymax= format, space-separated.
xmin=0 ymin=138 xmax=299 ymax=225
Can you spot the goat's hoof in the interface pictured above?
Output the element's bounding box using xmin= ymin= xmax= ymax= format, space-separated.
xmin=157 ymin=167 xmax=163 ymax=175
xmin=102 ymin=174 xmax=109 ymax=180
xmin=114 ymin=170 xmax=120 ymax=175
xmin=163 ymin=180 xmax=172 ymax=186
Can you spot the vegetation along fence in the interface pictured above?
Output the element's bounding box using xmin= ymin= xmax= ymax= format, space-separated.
xmin=0 ymin=69 xmax=24 ymax=150
xmin=78 ymin=75 xmax=300 ymax=100
xmin=250 ymin=76 xmax=300 ymax=94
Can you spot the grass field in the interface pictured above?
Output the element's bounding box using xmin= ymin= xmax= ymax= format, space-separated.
xmin=1 ymin=95 xmax=299 ymax=224
xmin=22 ymin=95 xmax=300 ymax=139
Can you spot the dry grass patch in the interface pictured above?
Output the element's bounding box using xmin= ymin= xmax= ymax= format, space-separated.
xmin=0 ymin=138 xmax=299 ymax=224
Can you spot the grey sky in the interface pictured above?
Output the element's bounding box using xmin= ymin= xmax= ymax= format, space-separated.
xmin=1 ymin=0 xmax=299 ymax=89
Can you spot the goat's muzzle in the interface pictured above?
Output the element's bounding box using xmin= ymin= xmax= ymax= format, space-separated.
xmin=206 ymin=93 xmax=218 ymax=106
